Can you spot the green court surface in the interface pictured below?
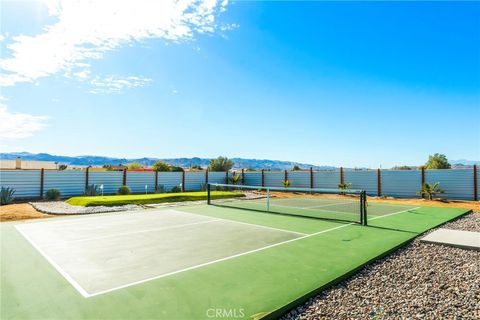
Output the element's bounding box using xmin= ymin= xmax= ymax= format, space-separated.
xmin=0 ymin=201 xmax=470 ymax=320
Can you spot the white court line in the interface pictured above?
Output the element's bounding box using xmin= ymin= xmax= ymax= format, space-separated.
xmin=15 ymin=225 xmax=91 ymax=298
xmin=87 ymin=221 xmax=356 ymax=297
xmin=177 ymin=210 xmax=308 ymax=236
xmin=369 ymin=207 xmax=421 ymax=220
xmin=16 ymin=205 xmax=418 ymax=298
xmin=41 ymin=219 xmax=223 ymax=246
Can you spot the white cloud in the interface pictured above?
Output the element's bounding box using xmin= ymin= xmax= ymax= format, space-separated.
xmin=89 ymin=75 xmax=152 ymax=94
xmin=0 ymin=0 xmax=230 ymax=86
xmin=0 ymin=97 xmax=49 ymax=139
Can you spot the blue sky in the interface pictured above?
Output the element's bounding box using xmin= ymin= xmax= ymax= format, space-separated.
xmin=0 ymin=0 xmax=479 ymax=168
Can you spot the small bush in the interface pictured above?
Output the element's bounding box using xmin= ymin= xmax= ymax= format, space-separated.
xmin=84 ymin=184 xmax=100 ymax=196
xmin=156 ymin=184 xmax=166 ymax=193
xmin=282 ymin=179 xmax=290 ymax=188
xmin=1 ymin=187 xmax=15 ymax=205
xmin=171 ymin=185 xmax=182 ymax=193
xmin=117 ymin=185 xmax=131 ymax=195
xmin=45 ymin=189 xmax=61 ymax=200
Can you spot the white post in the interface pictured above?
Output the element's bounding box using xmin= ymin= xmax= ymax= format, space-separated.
xmin=145 ymin=184 xmax=148 ymax=195
xmin=100 ymin=184 xmax=104 ymax=197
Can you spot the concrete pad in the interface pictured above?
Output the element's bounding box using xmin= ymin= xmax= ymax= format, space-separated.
xmin=421 ymin=228 xmax=480 ymax=251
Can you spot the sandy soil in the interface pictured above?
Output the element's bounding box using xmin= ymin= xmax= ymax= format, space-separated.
xmin=0 ymin=203 xmax=54 ymax=222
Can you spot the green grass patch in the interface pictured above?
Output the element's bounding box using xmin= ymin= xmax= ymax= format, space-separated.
xmin=66 ymin=191 xmax=243 ymax=207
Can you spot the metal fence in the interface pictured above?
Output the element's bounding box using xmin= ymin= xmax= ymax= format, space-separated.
xmin=0 ymin=167 xmax=478 ymax=200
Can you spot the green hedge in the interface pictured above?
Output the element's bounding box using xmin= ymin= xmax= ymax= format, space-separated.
xmin=66 ymin=191 xmax=243 ymax=207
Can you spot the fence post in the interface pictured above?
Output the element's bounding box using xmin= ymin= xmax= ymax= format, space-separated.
xmin=241 ymin=168 xmax=245 ymax=185
xmin=377 ymin=169 xmax=381 ymax=197
xmin=225 ymin=171 xmax=229 ymax=184
xmin=154 ymin=170 xmax=158 ymax=192
xmin=421 ymin=167 xmax=426 ymax=198
xmin=205 ymin=169 xmax=209 ymax=185
xmin=39 ymin=168 xmax=45 ymax=199
xmin=85 ymin=167 xmax=89 ymax=191
xmin=474 ymin=165 xmax=478 ymax=201
xmin=284 ymin=170 xmax=288 ymax=182
xmin=182 ymin=171 xmax=186 ymax=192
xmin=122 ymin=168 xmax=127 ymax=186
xmin=340 ymin=167 xmax=344 ymax=185
xmin=261 ymin=169 xmax=265 ymax=187
xmin=310 ymin=167 xmax=314 ymax=189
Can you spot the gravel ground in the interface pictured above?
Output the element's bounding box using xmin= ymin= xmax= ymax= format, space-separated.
xmin=30 ymin=201 xmax=142 ymax=214
xmin=282 ymin=212 xmax=480 ymax=320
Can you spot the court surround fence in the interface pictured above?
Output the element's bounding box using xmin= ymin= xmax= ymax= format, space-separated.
xmin=0 ymin=166 xmax=478 ymax=200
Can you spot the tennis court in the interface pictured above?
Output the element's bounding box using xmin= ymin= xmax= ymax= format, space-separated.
xmin=1 ymin=186 xmax=471 ymax=320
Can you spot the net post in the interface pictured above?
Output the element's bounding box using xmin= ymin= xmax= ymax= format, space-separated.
xmin=362 ymin=191 xmax=368 ymax=226
xmin=241 ymin=168 xmax=245 ymax=185
xmin=207 ymin=183 xmax=211 ymax=204
xmin=261 ymin=169 xmax=265 ymax=187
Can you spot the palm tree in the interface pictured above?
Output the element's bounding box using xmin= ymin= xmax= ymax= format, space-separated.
xmin=417 ymin=182 xmax=444 ymax=200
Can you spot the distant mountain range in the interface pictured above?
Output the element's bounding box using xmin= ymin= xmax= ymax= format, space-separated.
xmin=0 ymin=152 xmax=336 ymax=170
xmin=1 ymin=152 xmax=477 ymax=170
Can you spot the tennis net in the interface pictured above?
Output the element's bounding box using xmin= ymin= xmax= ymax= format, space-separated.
xmin=207 ymin=183 xmax=367 ymax=225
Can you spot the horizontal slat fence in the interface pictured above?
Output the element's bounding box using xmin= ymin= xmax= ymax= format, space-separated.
xmin=44 ymin=171 xmax=86 ymax=197
xmin=157 ymin=172 xmax=183 ymax=192
xmin=344 ymin=170 xmax=378 ymax=196
xmin=313 ymin=171 xmax=339 ymax=189
xmin=381 ymin=170 xmax=421 ymax=198
xmin=88 ymin=171 xmax=124 ymax=195
xmin=425 ymin=169 xmax=473 ymax=200
xmin=264 ymin=171 xmax=285 ymax=188
xmin=0 ymin=167 xmax=478 ymax=200
xmin=0 ymin=170 xmax=41 ymax=198
xmin=127 ymin=171 xmax=155 ymax=194
xmin=185 ymin=172 xmax=207 ymax=191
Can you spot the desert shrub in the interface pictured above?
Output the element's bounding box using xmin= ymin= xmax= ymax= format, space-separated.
xmin=282 ymin=179 xmax=290 ymax=188
xmin=1 ymin=187 xmax=15 ymax=205
xmin=84 ymin=184 xmax=100 ymax=196
xmin=156 ymin=184 xmax=165 ymax=193
xmin=45 ymin=189 xmax=61 ymax=200
xmin=229 ymin=173 xmax=241 ymax=185
xmin=117 ymin=185 xmax=131 ymax=195
xmin=337 ymin=182 xmax=352 ymax=190
xmin=417 ymin=182 xmax=444 ymax=200
xmin=171 ymin=185 xmax=182 ymax=193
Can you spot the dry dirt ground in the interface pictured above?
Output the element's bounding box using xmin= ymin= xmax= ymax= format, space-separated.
xmin=1 ymin=195 xmax=478 ymax=223
xmin=0 ymin=203 xmax=54 ymax=222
